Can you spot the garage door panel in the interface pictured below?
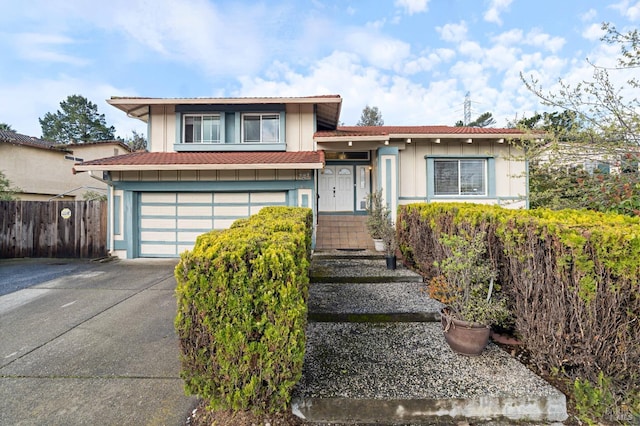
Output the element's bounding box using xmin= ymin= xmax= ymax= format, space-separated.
xmin=178 ymin=193 xmax=212 ymax=203
xmin=177 ymin=205 xmax=212 ymax=216
xmin=141 ymin=205 xmax=176 ymax=215
xmin=177 ymin=219 xmax=213 ymax=229
xmin=251 ymin=192 xmax=286 ymax=203
xmin=141 ymin=218 xmax=176 ymax=228
xmin=214 ymin=205 xmax=250 ymax=216
xmin=215 ymin=193 xmax=249 ymax=203
xmin=141 ymin=193 xmax=176 ymax=203
xmin=140 ymin=244 xmax=178 ymax=255
xmin=141 ymin=231 xmax=176 ymax=241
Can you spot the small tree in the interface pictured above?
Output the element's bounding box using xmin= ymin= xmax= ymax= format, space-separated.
xmin=0 ymin=170 xmax=20 ymax=200
xmin=357 ymin=105 xmax=384 ymax=126
xmin=0 ymin=123 xmax=15 ymax=132
xmin=125 ymin=130 xmax=147 ymax=151
xmin=365 ymin=190 xmax=390 ymax=239
xmin=40 ymin=95 xmax=116 ymax=144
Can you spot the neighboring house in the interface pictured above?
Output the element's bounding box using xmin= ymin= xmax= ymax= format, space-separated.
xmin=74 ymin=95 xmax=531 ymax=259
xmin=0 ymin=130 xmax=131 ymax=201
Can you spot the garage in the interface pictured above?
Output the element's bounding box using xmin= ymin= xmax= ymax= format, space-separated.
xmin=138 ymin=191 xmax=287 ymax=257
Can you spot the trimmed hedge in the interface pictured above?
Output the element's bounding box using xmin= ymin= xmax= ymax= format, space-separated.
xmin=398 ymin=203 xmax=640 ymax=422
xmin=174 ymin=207 xmax=312 ymax=414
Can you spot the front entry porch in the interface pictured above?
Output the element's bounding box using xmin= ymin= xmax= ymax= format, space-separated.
xmin=315 ymin=215 xmax=375 ymax=250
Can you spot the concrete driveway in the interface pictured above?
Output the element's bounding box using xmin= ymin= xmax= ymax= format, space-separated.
xmin=0 ymin=258 xmax=198 ymax=426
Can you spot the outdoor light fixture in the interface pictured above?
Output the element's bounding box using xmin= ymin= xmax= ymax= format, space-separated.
xmin=497 ymin=138 xmax=505 ymax=143
xmin=384 ymin=140 xmax=389 ymax=145
xmin=465 ymin=138 xmax=473 ymax=144
xmin=433 ymin=138 xmax=441 ymax=143
xmin=406 ymin=138 xmax=412 ymax=143
xmin=348 ymin=141 xmax=353 ymax=146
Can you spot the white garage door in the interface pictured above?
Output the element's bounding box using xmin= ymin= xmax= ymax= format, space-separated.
xmin=139 ymin=191 xmax=287 ymax=257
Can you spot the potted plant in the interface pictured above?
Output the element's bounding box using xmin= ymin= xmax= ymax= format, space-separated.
xmin=430 ymin=230 xmax=511 ymax=356
xmin=379 ymin=216 xmax=398 ymax=269
xmin=365 ymin=190 xmax=391 ymax=252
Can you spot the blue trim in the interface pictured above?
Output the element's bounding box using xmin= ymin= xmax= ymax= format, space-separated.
xmin=487 ymin=157 xmax=496 ymax=198
xmin=175 ymin=113 xmax=181 ymax=144
xmin=378 ymin=146 xmax=399 ymax=156
xmin=302 ymin=193 xmax=309 ymax=208
xmin=113 ymin=195 xmax=121 ymax=236
xmin=385 ymin=158 xmax=392 ymax=206
xmin=225 ymin=112 xmax=234 ymax=143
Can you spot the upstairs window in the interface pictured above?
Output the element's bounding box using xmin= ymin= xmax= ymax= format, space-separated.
xmin=242 ymin=113 xmax=280 ymax=143
xmin=184 ymin=115 xmax=220 ymax=143
xmin=434 ymin=159 xmax=487 ymax=196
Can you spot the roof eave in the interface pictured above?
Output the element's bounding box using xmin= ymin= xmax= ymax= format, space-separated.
xmin=73 ymin=162 xmax=324 ymax=173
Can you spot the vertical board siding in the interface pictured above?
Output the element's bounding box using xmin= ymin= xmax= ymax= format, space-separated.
xmin=0 ymin=201 xmax=107 ymax=259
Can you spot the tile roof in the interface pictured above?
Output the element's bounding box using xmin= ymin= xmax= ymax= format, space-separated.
xmin=316 ymin=125 xmax=530 ymax=137
xmin=0 ymin=130 xmax=69 ymax=151
xmin=74 ymin=150 xmax=325 ymax=171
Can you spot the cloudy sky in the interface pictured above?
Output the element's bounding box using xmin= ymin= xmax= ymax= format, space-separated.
xmin=0 ymin=0 xmax=638 ymax=139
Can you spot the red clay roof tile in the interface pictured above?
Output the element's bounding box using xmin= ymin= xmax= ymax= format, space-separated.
xmin=77 ymin=151 xmax=325 ymax=167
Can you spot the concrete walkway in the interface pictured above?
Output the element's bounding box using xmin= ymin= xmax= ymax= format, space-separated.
xmin=293 ymin=251 xmax=568 ymax=424
xmin=0 ymin=258 xmax=197 ymax=426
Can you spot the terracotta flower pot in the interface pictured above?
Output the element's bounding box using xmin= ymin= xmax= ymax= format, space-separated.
xmin=440 ymin=308 xmax=491 ymax=356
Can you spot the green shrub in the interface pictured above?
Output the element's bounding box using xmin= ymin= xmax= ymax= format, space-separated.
xmin=174 ymin=207 xmax=312 ymax=414
xmin=398 ymin=202 xmax=640 ymax=423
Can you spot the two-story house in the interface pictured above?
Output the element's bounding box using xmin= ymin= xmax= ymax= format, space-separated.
xmin=74 ymin=95 xmax=530 ymax=259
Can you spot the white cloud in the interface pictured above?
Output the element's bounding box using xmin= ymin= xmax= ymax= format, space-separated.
xmin=394 ymin=0 xmax=430 ymax=15
xmin=12 ymin=32 xmax=88 ymax=66
xmin=580 ymin=8 xmax=597 ymax=21
xmin=523 ymin=28 xmax=566 ymax=53
xmin=344 ymin=31 xmax=411 ymax=69
xmin=437 ymin=21 xmax=468 ymax=43
xmin=582 ymin=23 xmax=606 ymax=41
xmin=484 ymin=0 xmax=513 ymax=26
xmin=492 ymin=29 xmax=523 ymax=46
xmin=611 ymin=0 xmax=640 ymax=21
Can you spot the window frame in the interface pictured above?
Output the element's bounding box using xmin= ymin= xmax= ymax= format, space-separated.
xmin=426 ymin=155 xmax=495 ymax=200
xmin=241 ymin=113 xmax=280 ymax=144
xmin=182 ymin=113 xmax=222 ymax=144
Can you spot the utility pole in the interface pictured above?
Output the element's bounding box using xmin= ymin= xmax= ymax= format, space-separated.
xmin=464 ymin=92 xmax=471 ymax=126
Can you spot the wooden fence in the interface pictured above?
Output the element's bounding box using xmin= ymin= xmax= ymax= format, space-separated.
xmin=0 ymin=200 xmax=107 ymax=259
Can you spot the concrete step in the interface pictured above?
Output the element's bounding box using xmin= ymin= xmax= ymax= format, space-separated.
xmin=308 ymin=282 xmax=443 ymax=323
xmin=310 ymin=257 xmax=422 ymax=284
xmin=292 ymin=322 xmax=568 ymax=425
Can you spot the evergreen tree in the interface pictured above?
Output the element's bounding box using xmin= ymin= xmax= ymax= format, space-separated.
xmin=125 ymin=130 xmax=147 ymax=151
xmin=39 ymin=95 xmax=116 ymax=143
xmin=356 ymin=105 xmax=384 ymax=126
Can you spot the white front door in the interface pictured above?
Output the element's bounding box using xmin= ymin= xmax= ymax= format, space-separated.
xmin=318 ymin=166 xmax=354 ymax=212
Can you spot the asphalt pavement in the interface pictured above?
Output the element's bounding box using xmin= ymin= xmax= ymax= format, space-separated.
xmin=0 ymin=257 xmax=198 ymax=426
